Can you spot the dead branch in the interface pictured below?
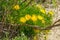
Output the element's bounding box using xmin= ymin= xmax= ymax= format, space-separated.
xmin=6 ymin=19 xmax=60 ymax=30
xmin=0 ymin=19 xmax=60 ymax=32
xmin=53 ymin=19 xmax=60 ymax=25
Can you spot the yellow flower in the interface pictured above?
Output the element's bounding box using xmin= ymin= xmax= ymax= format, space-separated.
xmin=20 ymin=17 xmax=26 ymax=23
xmin=42 ymin=20 xmax=45 ymax=23
xmin=25 ymin=14 xmax=31 ymax=20
xmin=31 ymin=15 xmax=37 ymax=22
xmin=45 ymin=30 xmax=50 ymax=34
xmin=13 ymin=5 xmax=20 ymax=10
xmin=36 ymin=4 xmax=42 ymax=9
xmin=48 ymin=10 xmax=54 ymax=15
xmin=37 ymin=15 xmax=44 ymax=20
xmin=34 ymin=29 xmax=40 ymax=33
xmin=33 ymin=36 xmax=37 ymax=40
xmin=40 ymin=9 xmax=46 ymax=14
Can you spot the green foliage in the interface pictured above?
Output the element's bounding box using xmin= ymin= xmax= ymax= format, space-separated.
xmin=0 ymin=0 xmax=53 ymax=27
xmin=9 ymin=4 xmax=53 ymax=27
xmin=22 ymin=26 xmax=36 ymax=37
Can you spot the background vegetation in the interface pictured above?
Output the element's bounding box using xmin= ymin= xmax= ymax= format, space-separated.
xmin=0 ymin=0 xmax=59 ymax=40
